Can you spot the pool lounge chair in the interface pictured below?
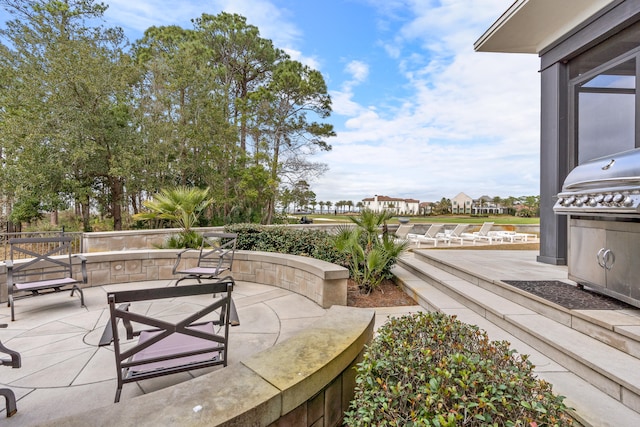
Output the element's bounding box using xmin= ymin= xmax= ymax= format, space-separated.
xmin=446 ymin=224 xmax=471 ymax=245
xmin=495 ymin=231 xmax=538 ymax=242
xmin=393 ymin=223 xmax=413 ymax=241
xmin=407 ymin=224 xmax=446 ymax=247
xmin=462 ymin=222 xmax=503 ymax=245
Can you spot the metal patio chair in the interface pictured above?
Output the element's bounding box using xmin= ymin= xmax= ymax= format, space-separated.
xmin=107 ymin=279 xmax=235 ymax=403
xmin=1 ymin=324 xmax=21 ymax=417
xmin=172 ymin=232 xmax=237 ymax=286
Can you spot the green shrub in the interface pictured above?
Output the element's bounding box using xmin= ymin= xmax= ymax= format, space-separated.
xmin=224 ymin=223 xmax=343 ymax=264
xmin=334 ymin=210 xmax=408 ymax=293
xmin=344 ymin=312 xmax=574 ymax=427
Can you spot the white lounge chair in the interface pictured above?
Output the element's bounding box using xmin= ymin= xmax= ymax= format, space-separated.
xmin=393 ymin=223 xmax=413 ymax=241
xmin=407 ymin=224 xmax=446 ymax=247
xmin=446 ymin=224 xmax=471 ymax=245
xmin=495 ymin=231 xmax=538 ymax=243
xmin=462 ymin=222 xmax=503 ymax=245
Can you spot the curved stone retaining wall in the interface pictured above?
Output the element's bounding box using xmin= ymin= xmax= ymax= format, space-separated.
xmin=0 ymin=250 xmax=349 ymax=308
xmin=45 ymin=305 xmax=375 ymax=427
xmin=1 ymin=248 xmax=358 ymax=426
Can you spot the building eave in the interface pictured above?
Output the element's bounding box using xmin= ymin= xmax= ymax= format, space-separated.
xmin=474 ymin=0 xmax=617 ymax=54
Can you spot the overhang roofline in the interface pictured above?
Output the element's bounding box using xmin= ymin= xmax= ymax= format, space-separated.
xmin=474 ymin=0 xmax=617 ymax=54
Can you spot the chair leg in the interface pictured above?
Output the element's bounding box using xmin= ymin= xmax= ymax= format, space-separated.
xmin=9 ymin=296 xmax=14 ymax=322
xmin=1 ymin=388 xmax=17 ymax=417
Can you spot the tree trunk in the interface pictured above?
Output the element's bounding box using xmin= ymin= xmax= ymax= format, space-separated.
xmin=111 ymin=177 xmax=123 ymax=231
xmin=81 ymin=200 xmax=90 ymax=232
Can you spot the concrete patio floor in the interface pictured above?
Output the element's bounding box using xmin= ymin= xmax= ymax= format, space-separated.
xmin=0 ymin=279 xmax=422 ymax=426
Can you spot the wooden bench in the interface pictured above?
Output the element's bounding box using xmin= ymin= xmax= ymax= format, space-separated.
xmin=5 ymin=236 xmax=87 ymax=321
xmin=107 ymin=279 xmax=234 ymax=403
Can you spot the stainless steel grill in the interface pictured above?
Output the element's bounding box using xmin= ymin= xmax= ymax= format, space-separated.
xmin=554 ymin=148 xmax=640 ymax=308
xmin=554 ymin=148 xmax=640 ymax=217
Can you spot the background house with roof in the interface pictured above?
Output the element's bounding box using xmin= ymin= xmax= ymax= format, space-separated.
xmin=451 ymin=192 xmax=472 ymax=214
xmin=362 ymin=195 xmax=420 ymax=215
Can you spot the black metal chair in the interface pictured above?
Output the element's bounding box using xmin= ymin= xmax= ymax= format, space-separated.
xmin=106 ymin=280 xmax=235 ymax=403
xmin=1 ymin=324 xmax=21 ymax=417
xmin=5 ymin=236 xmax=87 ymax=321
xmin=172 ymin=232 xmax=237 ymax=286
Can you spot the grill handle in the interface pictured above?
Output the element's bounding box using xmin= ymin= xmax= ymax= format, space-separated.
xmin=604 ymin=249 xmax=615 ymax=270
xmin=597 ymin=248 xmax=606 ymax=268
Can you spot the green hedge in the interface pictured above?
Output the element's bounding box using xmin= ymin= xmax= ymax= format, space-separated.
xmin=344 ymin=312 xmax=574 ymax=426
xmin=224 ymin=223 xmax=344 ymax=265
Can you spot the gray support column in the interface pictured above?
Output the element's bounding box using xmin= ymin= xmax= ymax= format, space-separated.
xmin=537 ymin=62 xmax=569 ymax=265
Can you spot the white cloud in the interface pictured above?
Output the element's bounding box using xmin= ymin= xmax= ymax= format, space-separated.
xmin=312 ymin=0 xmax=541 ymax=203
xmin=345 ymin=60 xmax=369 ymax=83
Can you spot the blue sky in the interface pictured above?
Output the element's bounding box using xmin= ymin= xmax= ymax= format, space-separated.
xmin=2 ymin=0 xmax=541 ymax=205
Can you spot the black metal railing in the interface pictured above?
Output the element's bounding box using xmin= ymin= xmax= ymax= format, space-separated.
xmin=0 ymin=231 xmax=83 ymax=260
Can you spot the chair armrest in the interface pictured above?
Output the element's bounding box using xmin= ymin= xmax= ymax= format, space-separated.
xmin=0 ymin=340 xmax=21 ymax=368
xmin=172 ymin=249 xmax=195 ymax=274
xmin=74 ymin=254 xmax=88 ymax=283
xmin=5 ymin=261 xmax=14 ymax=291
xmin=118 ymin=303 xmax=135 ymax=340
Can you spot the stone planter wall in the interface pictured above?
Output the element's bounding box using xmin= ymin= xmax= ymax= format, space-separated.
xmin=0 ymin=249 xmax=348 ymax=310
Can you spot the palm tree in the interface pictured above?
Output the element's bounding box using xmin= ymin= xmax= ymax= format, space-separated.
xmin=334 ymin=209 xmax=407 ymax=293
xmin=319 ymin=201 xmax=325 ymax=214
xmin=346 ymin=200 xmax=354 ymax=212
xmin=133 ymin=186 xmax=212 ymax=247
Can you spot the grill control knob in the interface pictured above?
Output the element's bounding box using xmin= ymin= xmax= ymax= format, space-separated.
xmin=603 ymin=194 xmax=613 ymax=203
xmin=613 ymin=193 xmax=624 ymax=203
xmin=594 ymin=195 xmax=604 ymax=203
xmin=565 ymin=196 xmax=576 ymax=205
xmin=574 ymin=199 xmax=584 ymax=207
xmin=624 ymin=196 xmax=634 ymax=207
xmin=588 ymin=198 xmax=598 ymax=207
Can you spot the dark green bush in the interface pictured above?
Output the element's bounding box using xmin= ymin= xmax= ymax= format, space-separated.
xmin=224 ymin=223 xmax=344 ymax=264
xmin=344 ymin=312 xmax=574 ymax=427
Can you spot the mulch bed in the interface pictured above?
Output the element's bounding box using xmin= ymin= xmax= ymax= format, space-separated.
xmin=347 ymin=279 xmax=417 ymax=308
xmin=502 ymin=280 xmax=635 ymax=310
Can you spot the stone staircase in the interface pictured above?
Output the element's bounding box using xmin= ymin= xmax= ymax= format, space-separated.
xmin=393 ymin=250 xmax=640 ymax=427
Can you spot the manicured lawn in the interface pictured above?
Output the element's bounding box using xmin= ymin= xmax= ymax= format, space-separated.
xmin=306 ymin=214 xmax=539 ymax=225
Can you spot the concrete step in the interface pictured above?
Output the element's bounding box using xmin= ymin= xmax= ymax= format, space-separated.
xmin=410 ymin=250 xmax=640 ymax=359
xmin=393 ymin=256 xmax=640 ymax=426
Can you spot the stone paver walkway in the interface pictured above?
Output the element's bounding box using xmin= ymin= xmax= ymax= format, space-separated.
xmin=0 ymin=280 xmax=339 ymax=425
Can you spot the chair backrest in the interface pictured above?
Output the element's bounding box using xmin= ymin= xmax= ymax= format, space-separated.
xmin=197 ymin=232 xmax=237 ymax=272
xmin=477 ymin=222 xmax=494 ymax=236
xmin=449 ymin=224 xmax=469 ymax=237
xmin=425 ymin=224 xmax=444 ymax=238
xmin=108 ymin=279 xmax=234 ymax=402
xmin=8 ymin=236 xmax=75 ymax=282
xmin=394 ymin=224 xmax=413 ymax=239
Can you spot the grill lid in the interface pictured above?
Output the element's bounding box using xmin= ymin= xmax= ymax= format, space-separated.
xmin=554 ymin=148 xmax=640 ymax=216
